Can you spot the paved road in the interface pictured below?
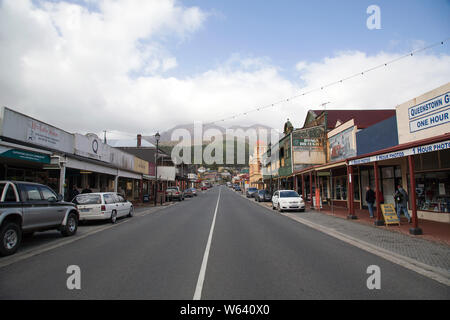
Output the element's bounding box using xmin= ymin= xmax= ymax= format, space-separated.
xmin=0 ymin=186 xmax=449 ymax=299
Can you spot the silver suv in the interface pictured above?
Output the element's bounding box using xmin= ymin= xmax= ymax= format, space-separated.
xmin=0 ymin=181 xmax=80 ymax=256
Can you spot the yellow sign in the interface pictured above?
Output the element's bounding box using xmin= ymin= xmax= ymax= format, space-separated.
xmin=380 ymin=204 xmax=400 ymax=225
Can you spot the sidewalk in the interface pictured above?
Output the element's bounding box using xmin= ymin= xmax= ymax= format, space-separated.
xmin=244 ymin=195 xmax=450 ymax=282
xmin=314 ymin=204 xmax=450 ymax=246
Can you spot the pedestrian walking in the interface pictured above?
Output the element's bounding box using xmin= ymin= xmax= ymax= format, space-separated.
xmin=365 ymin=186 xmax=375 ymax=218
xmin=394 ymin=185 xmax=411 ymax=223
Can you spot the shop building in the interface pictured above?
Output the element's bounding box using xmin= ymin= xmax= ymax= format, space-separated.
xmin=0 ymin=107 xmax=149 ymax=203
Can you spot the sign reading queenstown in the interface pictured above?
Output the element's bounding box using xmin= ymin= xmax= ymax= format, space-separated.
xmin=408 ymin=92 xmax=450 ymax=133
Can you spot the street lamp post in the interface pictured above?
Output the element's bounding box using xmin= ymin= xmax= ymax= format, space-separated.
xmin=154 ymin=132 xmax=160 ymax=206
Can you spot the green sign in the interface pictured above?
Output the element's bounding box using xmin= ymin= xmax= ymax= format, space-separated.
xmin=0 ymin=147 xmax=50 ymax=164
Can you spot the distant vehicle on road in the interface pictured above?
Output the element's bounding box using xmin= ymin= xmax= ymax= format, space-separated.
xmin=165 ymin=187 xmax=184 ymax=201
xmin=255 ymin=190 xmax=272 ymax=202
xmin=0 ymin=181 xmax=79 ymax=256
xmin=246 ymin=187 xmax=258 ymax=198
xmin=190 ymin=188 xmax=198 ymax=196
xmin=234 ymin=185 xmax=241 ymax=191
xmin=72 ymin=192 xmax=133 ymax=224
xmin=184 ymin=188 xmax=194 ymax=198
xmin=201 ymin=186 xmax=208 ymax=191
xmin=272 ymin=190 xmax=305 ymax=212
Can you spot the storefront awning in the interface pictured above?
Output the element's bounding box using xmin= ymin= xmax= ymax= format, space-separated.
xmin=315 ymin=160 xmax=347 ymax=171
xmin=66 ymin=156 xmax=117 ymax=176
xmin=118 ymin=169 xmax=141 ymax=180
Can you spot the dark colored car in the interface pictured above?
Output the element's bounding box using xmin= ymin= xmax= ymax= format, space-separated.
xmin=0 ymin=181 xmax=79 ymax=256
xmin=184 ymin=188 xmax=194 ymax=198
xmin=255 ymin=190 xmax=272 ymax=202
xmin=234 ymin=185 xmax=241 ymax=191
xmin=246 ymin=187 xmax=258 ymax=198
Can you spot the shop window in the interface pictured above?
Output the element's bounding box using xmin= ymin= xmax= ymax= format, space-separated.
xmin=422 ymin=151 xmax=439 ymax=171
xmin=353 ymin=174 xmax=360 ymax=201
xmin=440 ymin=149 xmax=450 ymax=169
xmin=414 ymin=155 xmax=422 ymax=171
xmin=333 ymin=176 xmax=347 ymax=200
xmin=411 ymin=171 xmax=450 ymax=213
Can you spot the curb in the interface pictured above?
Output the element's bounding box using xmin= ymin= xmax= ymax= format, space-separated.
xmin=236 ymin=189 xmax=450 ymax=287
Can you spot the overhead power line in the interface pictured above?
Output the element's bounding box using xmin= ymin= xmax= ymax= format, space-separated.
xmin=205 ymin=37 xmax=450 ymax=125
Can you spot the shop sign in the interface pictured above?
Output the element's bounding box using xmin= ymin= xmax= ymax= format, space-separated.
xmin=292 ymin=125 xmax=325 ymax=151
xmin=74 ymin=133 xmax=106 ymax=161
xmin=0 ymin=107 xmax=73 ymax=153
xmin=328 ymin=126 xmax=356 ymax=161
xmin=409 ymin=107 xmax=450 ymax=133
xmin=380 ymin=204 xmax=400 ymax=225
xmin=133 ymin=156 xmax=149 ymax=174
xmin=0 ymin=146 xmax=50 ymax=163
xmin=408 ymin=92 xmax=449 ymax=120
xmin=349 ymin=140 xmax=450 ymax=165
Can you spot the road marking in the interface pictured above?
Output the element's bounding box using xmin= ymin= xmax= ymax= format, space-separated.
xmin=0 ymin=205 xmax=173 ymax=269
xmin=193 ymin=187 xmax=221 ymax=300
xmin=239 ymin=193 xmax=450 ymax=286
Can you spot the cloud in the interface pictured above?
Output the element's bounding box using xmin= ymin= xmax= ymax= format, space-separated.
xmin=0 ymin=0 xmax=449 ymax=139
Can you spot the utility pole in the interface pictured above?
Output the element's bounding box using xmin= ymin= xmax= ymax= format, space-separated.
xmin=103 ymin=130 xmax=107 ymax=144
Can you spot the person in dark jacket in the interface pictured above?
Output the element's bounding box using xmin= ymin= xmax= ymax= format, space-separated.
xmin=81 ymin=185 xmax=92 ymax=194
xmin=365 ymin=186 xmax=376 ymax=218
xmin=69 ymin=186 xmax=80 ymax=201
xmin=394 ymin=185 xmax=411 ymax=223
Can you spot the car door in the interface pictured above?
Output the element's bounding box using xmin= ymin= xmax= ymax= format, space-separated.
xmin=272 ymin=191 xmax=279 ymax=206
xmin=18 ymin=184 xmax=54 ymax=230
xmin=39 ymin=185 xmax=65 ymax=225
xmin=117 ymin=194 xmax=130 ymax=216
xmin=114 ymin=194 xmax=126 ymax=217
xmin=103 ymin=194 xmax=117 ymax=217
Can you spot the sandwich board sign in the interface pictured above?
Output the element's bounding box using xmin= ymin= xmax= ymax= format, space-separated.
xmin=380 ymin=204 xmax=400 ymax=225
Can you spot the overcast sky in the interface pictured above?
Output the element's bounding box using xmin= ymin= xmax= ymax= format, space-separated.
xmin=0 ymin=0 xmax=449 ymax=139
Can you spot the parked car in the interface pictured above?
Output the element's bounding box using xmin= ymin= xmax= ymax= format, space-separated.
xmin=165 ymin=187 xmax=184 ymax=201
xmin=72 ymin=192 xmax=133 ymax=224
xmin=246 ymin=187 xmax=259 ymax=198
xmin=0 ymin=181 xmax=79 ymax=256
xmin=272 ymin=190 xmax=305 ymax=212
xmin=255 ymin=190 xmax=272 ymax=202
xmin=201 ymin=186 xmax=208 ymax=191
xmin=184 ymin=188 xmax=194 ymax=198
xmin=234 ymin=185 xmax=241 ymax=191
xmin=190 ymin=188 xmax=198 ymax=196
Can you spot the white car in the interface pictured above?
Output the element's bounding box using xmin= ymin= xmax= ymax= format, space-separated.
xmin=272 ymin=190 xmax=305 ymax=212
xmin=72 ymin=192 xmax=134 ymax=224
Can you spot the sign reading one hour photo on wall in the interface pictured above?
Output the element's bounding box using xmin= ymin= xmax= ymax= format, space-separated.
xmin=380 ymin=204 xmax=400 ymax=225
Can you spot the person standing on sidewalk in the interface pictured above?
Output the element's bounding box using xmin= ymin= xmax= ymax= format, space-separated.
xmin=365 ymin=186 xmax=376 ymax=218
xmin=394 ymin=185 xmax=411 ymax=223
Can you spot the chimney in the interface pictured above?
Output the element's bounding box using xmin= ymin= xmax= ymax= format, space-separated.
xmin=137 ymin=134 xmax=142 ymax=147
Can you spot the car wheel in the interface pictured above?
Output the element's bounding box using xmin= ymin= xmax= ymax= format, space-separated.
xmin=0 ymin=222 xmax=22 ymax=256
xmin=128 ymin=206 xmax=134 ymax=218
xmin=61 ymin=212 xmax=78 ymax=237
xmin=110 ymin=210 xmax=117 ymax=224
xmin=272 ymin=203 xmax=277 ymax=210
xmin=278 ymin=204 xmax=283 ymax=213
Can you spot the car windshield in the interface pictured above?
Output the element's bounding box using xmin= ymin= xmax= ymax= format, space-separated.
xmin=73 ymin=194 xmax=102 ymax=205
xmin=248 ymin=188 xmax=257 ymax=191
xmin=280 ymin=191 xmax=299 ymax=198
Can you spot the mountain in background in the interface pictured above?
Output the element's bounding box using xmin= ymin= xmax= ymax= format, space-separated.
xmin=142 ymin=123 xmax=280 ymax=167
xmin=143 ymin=123 xmax=280 ymax=146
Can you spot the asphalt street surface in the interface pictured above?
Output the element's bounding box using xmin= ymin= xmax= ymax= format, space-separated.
xmin=0 ymin=186 xmax=449 ymax=299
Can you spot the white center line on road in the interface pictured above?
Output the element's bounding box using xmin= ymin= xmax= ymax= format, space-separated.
xmin=193 ymin=187 xmax=221 ymax=300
